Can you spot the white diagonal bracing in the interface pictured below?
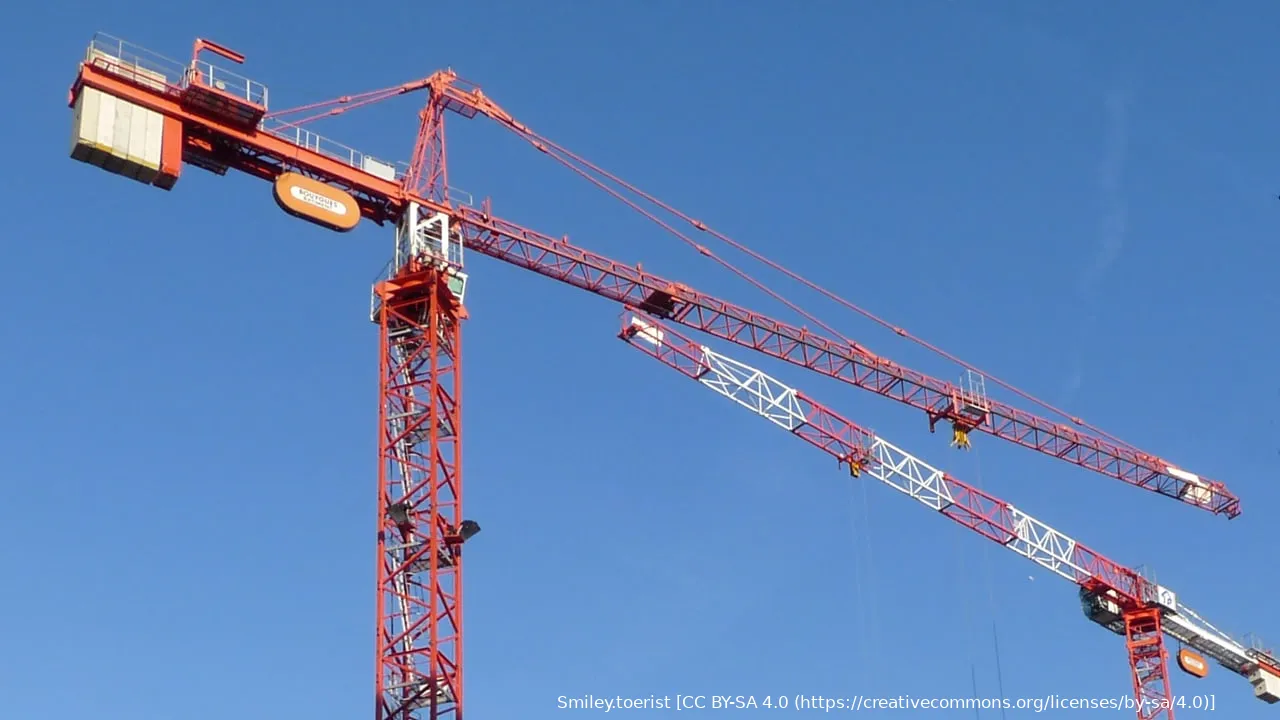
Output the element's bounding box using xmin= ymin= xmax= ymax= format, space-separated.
xmin=633 ymin=332 xmax=1276 ymax=687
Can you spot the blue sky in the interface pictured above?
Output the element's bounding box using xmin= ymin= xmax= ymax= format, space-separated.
xmin=3 ymin=1 xmax=1279 ymax=717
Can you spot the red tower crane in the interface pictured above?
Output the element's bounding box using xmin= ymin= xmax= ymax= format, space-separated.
xmin=615 ymin=311 xmax=1280 ymax=719
xmin=65 ymin=32 xmax=1250 ymax=720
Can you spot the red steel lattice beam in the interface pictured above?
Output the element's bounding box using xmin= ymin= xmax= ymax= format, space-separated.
xmin=620 ymin=314 xmax=1182 ymax=720
xmin=1125 ymin=608 xmax=1175 ymax=720
xmin=70 ymin=56 xmax=1240 ymax=519
xmin=374 ymin=266 xmax=466 ymax=720
xmin=451 ymin=209 xmax=1238 ymax=518
xmin=617 ymin=314 xmax=1150 ymax=607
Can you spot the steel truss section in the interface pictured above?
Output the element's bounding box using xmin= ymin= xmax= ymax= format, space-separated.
xmin=617 ymin=312 xmax=1185 ymax=717
xmin=68 ymin=48 xmax=1240 ymax=518
xmin=374 ymin=266 xmax=465 ymax=720
xmin=1126 ymin=609 xmax=1175 ymax=720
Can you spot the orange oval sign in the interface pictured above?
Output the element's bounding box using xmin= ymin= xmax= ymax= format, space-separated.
xmin=272 ymin=172 xmax=360 ymax=232
xmin=1178 ymin=648 xmax=1208 ymax=678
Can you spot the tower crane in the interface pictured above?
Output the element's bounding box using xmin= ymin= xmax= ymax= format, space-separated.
xmin=616 ymin=310 xmax=1279 ymax=720
xmin=64 ymin=32 xmax=1249 ymax=720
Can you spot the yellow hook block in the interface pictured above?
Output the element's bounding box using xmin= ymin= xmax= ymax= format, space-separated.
xmin=950 ymin=425 xmax=971 ymax=450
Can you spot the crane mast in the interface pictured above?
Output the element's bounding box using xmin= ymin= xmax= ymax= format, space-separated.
xmin=372 ymin=203 xmax=472 ymax=720
xmin=615 ymin=311 xmax=1280 ymax=719
xmin=63 ymin=31 xmax=1264 ymax=720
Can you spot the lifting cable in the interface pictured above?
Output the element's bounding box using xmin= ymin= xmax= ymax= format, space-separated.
xmin=501 ymin=124 xmax=1142 ymax=453
xmin=970 ymin=664 xmax=982 ymax=720
xmin=957 ymin=504 xmax=982 ymax=718
xmin=971 ymin=445 xmax=1008 ymax=720
xmin=269 ymin=82 xmax=1136 ymax=451
xmin=847 ymin=475 xmax=871 ymax=689
xmin=515 ymin=139 xmax=861 ymax=356
xmin=855 ymin=475 xmax=880 ymax=689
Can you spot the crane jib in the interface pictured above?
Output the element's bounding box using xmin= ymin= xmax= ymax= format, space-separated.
xmin=66 ymin=33 xmax=1267 ymax=720
xmin=68 ymin=43 xmax=1240 ymax=520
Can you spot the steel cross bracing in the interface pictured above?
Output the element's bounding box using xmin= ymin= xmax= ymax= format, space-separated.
xmin=374 ymin=263 xmax=467 ymax=720
xmin=65 ymin=35 xmax=1241 ymax=520
xmin=65 ymin=32 xmax=1270 ymax=720
xmin=373 ymin=70 xmax=470 ymax=720
xmin=1127 ymin=609 xmax=1176 ymax=720
xmin=615 ymin=311 xmax=1279 ymax=717
xmin=448 ymin=210 xmax=1238 ymax=519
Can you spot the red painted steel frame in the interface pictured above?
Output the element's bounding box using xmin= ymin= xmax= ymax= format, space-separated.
xmin=69 ymin=56 xmax=1241 ymax=519
xmin=375 ymin=266 xmax=466 ymax=720
xmin=1126 ymin=609 xmax=1175 ymax=720
xmin=449 ymin=211 xmax=1239 ymax=517
xmin=622 ymin=314 xmax=1175 ymax=719
xmin=618 ymin=315 xmax=1151 ymax=607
